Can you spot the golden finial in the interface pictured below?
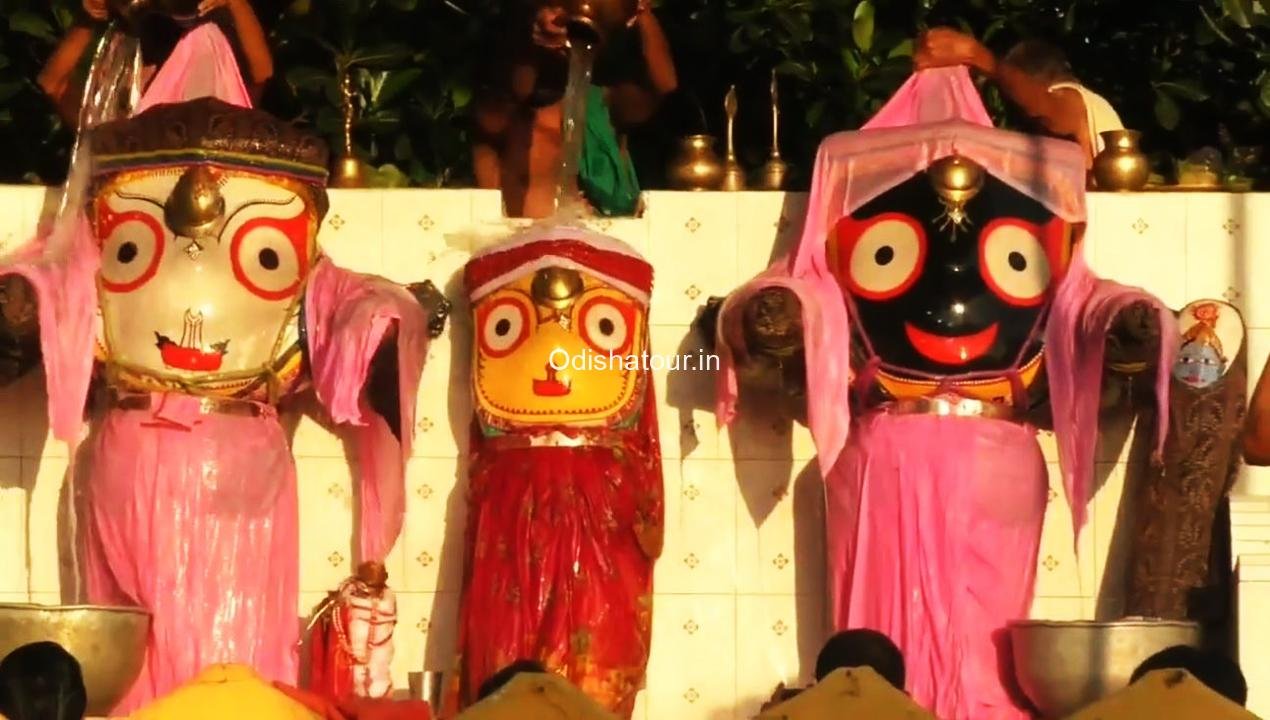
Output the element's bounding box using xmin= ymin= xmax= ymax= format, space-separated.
xmin=928 ymin=154 xmax=984 ymax=231
xmin=531 ymin=267 xmax=585 ymax=310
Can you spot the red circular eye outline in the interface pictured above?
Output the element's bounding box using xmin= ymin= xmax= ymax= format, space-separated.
xmin=477 ymin=296 xmax=533 ymax=358
xmin=97 ymin=208 xmax=165 ymax=294
xmin=831 ymin=212 xmax=927 ymax=301
xmin=577 ymin=296 xmax=636 ymax=356
xmin=230 ymin=212 xmax=312 ymax=301
xmin=978 ymin=218 xmax=1051 ymax=308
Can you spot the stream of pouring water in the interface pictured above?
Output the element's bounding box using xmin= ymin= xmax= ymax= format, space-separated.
xmin=552 ymin=40 xmax=596 ymax=221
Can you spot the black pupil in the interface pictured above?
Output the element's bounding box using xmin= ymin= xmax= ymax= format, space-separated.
xmin=494 ymin=318 xmax=511 ymax=336
xmin=259 ymin=248 xmax=280 ymax=270
xmin=1008 ymin=251 xmax=1027 ymax=272
xmin=117 ymin=242 xmax=138 ymax=264
xmin=875 ymin=246 xmax=894 ymax=265
xmin=598 ymin=318 xmax=615 ymax=335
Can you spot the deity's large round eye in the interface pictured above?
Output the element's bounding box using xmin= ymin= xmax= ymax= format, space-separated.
xmin=833 ymin=213 xmax=926 ymax=301
xmin=230 ymin=214 xmax=309 ymax=301
xmin=478 ymin=296 xmax=532 ymax=358
xmin=979 ymin=219 xmax=1052 ymax=307
xmin=578 ymin=296 xmax=636 ymax=355
xmin=98 ymin=209 xmax=165 ymax=293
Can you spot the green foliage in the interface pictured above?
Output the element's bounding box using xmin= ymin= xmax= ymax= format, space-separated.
xmin=0 ymin=0 xmax=1266 ymax=188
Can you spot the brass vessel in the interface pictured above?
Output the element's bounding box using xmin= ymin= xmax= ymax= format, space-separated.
xmin=721 ymin=86 xmax=746 ymax=192
xmin=561 ymin=0 xmax=638 ymax=45
xmin=668 ymin=135 xmax=725 ymax=191
xmin=0 ymin=603 xmax=151 ymax=716
xmin=1010 ymin=618 xmax=1201 ymax=719
xmin=1093 ymin=130 xmax=1150 ymax=191
xmin=758 ymin=69 xmax=789 ymax=191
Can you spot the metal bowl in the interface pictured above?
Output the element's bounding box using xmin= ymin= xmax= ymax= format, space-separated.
xmin=1009 ymin=619 xmax=1201 ymax=719
xmin=0 ymin=603 xmax=151 ymax=716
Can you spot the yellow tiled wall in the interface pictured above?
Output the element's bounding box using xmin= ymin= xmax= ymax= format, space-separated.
xmin=0 ymin=187 xmax=1266 ymax=719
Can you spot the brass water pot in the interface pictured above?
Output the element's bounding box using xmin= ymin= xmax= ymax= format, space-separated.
xmin=561 ymin=0 xmax=638 ymax=45
xmin=668 ymin=135 xmax=725 ymax=191
xmin=1093 ymin=130 xmax=1150 ymax=191
xmin=330 ymin=154 xmax=369 ymax=189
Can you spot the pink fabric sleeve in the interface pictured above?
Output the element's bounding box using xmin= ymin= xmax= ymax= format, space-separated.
xmin=304 ymin=259 xmax=431 ymax=562
xmin=134 ymin=23 xmax=252 ymax=111
xmin=1044 ymin=249 xmax=1178 ymax=537
xmin=714 ymin=266 xmax=853 ymax=478
xmin=0 ymin=216 xmax=100 ymax=444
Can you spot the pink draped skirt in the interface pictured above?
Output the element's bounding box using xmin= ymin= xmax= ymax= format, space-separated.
xmin=826 ymin=411 xmax=1046 ymax=720
xmin=81 ymin=399 xmax=299 ymax=713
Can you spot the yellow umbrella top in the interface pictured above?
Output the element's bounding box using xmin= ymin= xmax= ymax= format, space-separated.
xmin=454 ymin=672 xmax=619 ymax=720
xmin=756 ymin=667 xmax=937 ymax=720
xmin=127 ymin=665 xmax=321 ymax=720
xmin=1064 ymin=669 xmax=1261 ymax=720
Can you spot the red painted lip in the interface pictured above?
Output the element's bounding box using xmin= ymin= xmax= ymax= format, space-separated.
xmin=155 ymin=334 xmax=226 ymax=372
xmin=904 ymin=322 xmax=999 ymax=366
xmin=532 ymin=364 xmax=572 ymax=397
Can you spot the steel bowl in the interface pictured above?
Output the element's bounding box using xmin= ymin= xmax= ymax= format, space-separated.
xmin=1009 ymin=619 xmax=1201 ymax=719
xmin=0 ymin=603 xmax=151 ymax=716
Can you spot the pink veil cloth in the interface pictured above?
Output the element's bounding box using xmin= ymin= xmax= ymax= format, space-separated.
xmin=716 ymin=66 xmax=1176 ymax=534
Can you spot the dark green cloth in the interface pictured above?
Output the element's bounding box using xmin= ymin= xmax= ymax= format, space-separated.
xmin=578 ymin=86 xmax=641 ymax=216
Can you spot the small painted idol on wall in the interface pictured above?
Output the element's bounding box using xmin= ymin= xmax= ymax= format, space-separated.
xmin=0 ymin=25 xmax=445 ymax=713
xmin=708 ymin=67 xmax=1177 ymax=720
xmin=1126 ymin=300 xmax=1245 ymax=621
xmin=453 ymin=225 xmax=662 ymax=718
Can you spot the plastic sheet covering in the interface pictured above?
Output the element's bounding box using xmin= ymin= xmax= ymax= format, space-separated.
xmin=455 ymin=673 xmax=618 ymax=720
xmin=129 ymin=664 xmax=321 ymax=720
xmin=755 ymin=667 xmax=936 ymax=720
xmin=1063 ymin=669 xmax=1259 ymax=720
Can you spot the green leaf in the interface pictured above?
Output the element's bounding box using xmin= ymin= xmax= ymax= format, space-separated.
xmin=775 ymin=60 xmax=813 ymax=83
xmin=9 ymin=11 xmax=56 ymax=42
xmin=286 ymin=66 xmax=331 ymax=92
xmin=451 ymin=84 xmax=473 ymax=110
xmin=0 ymin=82 xmax=23 ymax=104
xmin=375 ymin=68 xmax=423 ymax=108
xmin=1153 ymin=91 xmax=1181 ymax=130
xmin=1259 ymin=73 xmax=1270 ymax=113
xmin=852 ymin=0 xmax=874 ymax=53
xmin=393 ymin=134 xmax=413 ymax=163
xmin=887 ymin=39 xmax=914 ymax=59
xmin=1223 ymin=0 xmax=1254 ymax=27
xmin=1154 ymin=80 xmax=1210 ymax=102
xmin=386 ymin=0 xmax=418 ymax=10
xmin=349 ymin=43 xmax=413 ymax=69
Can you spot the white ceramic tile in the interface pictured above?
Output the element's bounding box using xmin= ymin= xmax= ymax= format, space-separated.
xmin=296 ymin=457 xmax=355 ymax=593
xmin=400 ymin=457 xmax=465 ymax=593
xmin=735 ymin=192 xmax=807 ymax=280
xmin=288 ymin=406 xmax=346 ymax=459
xmin=735 ymin=594 xmax=819 ymax=720
xmin=1085 ymin=194 xmax=1187 ymax=309
xmin=735 ymin=460 xmax=824 ymax=597
xmin=1182 ymin=194 xmax=1248 ymax=314
xmin=644 ymin=594 xmax=736 ymax=720
xmin=645 ymin=192 xmax=739 ymax=326
xmin=16 ymin=371 xmax=62 ymax=459
xmin=1027 ymin=596 xmax=1085 ymax=621
xmin=1034 ymin=463 xmax=1096 ymax=598
xmin=320 ymin=190 xmax=384 ymax=275
xmin=0 ymin=470 xmax=27 ymax=594
xmin=583 ymin=216 xmax=651 ymax=258
xmin=23 ymin=456 xmax=68 ymax=596
xmin=650 ymin=324 xmax=719 ymax=460
xmin=655 ymin=461 xmax=737 ymax=595
xmin=380 ymin=189 xmax=475 ymax=285
xmin=468 ymin=189 xmax=507 ymax=225
xmin=0 ymin=592 xmax=30 ymax=604
xmin=414 ymin=329 xmax=472 ymax=460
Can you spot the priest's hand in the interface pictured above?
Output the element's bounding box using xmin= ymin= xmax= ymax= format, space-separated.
xmin=914 ymin=27 xmax=994 ymax=74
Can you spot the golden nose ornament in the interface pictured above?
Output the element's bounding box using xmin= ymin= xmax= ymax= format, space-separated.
xmin=165 ymin=166 xmax=225 ymax=240
xmin=929 ymin=154 xmax=984 ymax=232
xmin=531 ymin=267 xmax=585 ymax=310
